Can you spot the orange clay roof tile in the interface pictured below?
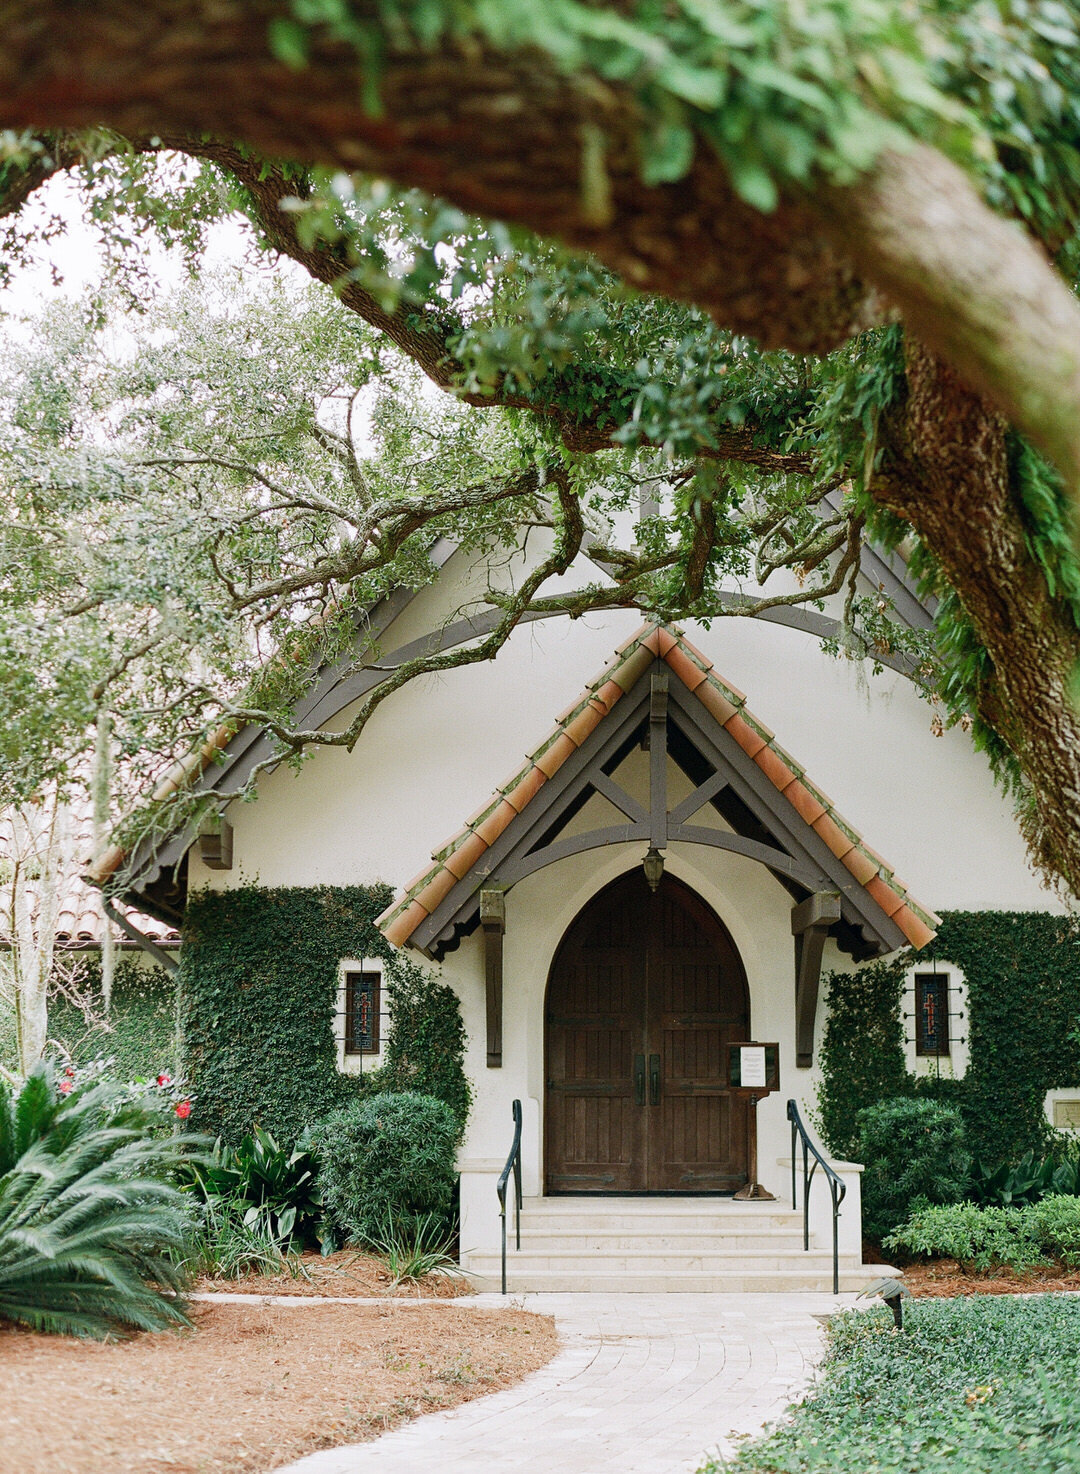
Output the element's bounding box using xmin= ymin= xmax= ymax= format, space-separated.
xmin=377 ymin=620 xmax=940 ymax=951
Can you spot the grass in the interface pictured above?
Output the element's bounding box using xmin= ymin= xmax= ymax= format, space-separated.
xmin=368 ymin=1213 xmax=465 ymax=1288
xmin=702 ymin=1296 xmax=1080 ymax=1473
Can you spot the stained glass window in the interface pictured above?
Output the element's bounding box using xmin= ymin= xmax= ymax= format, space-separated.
xmin=344 ymin=969 xmax=380 ymax=1054
xmin=915 ymin=973 xmax=950 ymax=1057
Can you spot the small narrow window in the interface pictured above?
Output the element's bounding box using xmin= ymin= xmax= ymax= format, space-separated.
xmin=344 ymin=968 xmax=381 ymax=1055
xmin=915 ymin=972 xmax=950 ymax=1057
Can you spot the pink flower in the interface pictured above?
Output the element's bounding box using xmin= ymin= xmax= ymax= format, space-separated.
xmin=174 ymin=1100 xmax=191 ymax=1120
xmin=58 ymin=1079 xmax=73 ymax=1095
xmin=156 ymin=1072 xmax=171 ymax=1087
xmin=64 ymin=1067 xmax=75 ymax=1078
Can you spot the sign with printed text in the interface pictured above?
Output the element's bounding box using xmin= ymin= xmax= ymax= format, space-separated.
xmin=728 ymin=1042 xmax=780 ymax=1093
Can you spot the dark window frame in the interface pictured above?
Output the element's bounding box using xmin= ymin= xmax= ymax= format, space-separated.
xmin=914 ymin=971 xmax=950 ymax=1057
xmin=343 ymin=966 xmax=381 ymax=1055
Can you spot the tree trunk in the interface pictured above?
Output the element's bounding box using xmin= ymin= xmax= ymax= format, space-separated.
xmin=875 ymin=344 xmax=1080 ymax=893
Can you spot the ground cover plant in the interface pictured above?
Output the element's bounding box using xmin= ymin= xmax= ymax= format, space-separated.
xmin=706 ymin=1295 xmax=1080 ymax=1474
xmin=0 ymin=1066 xmax=200 ymax=1336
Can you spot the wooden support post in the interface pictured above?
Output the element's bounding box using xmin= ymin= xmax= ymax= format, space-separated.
xmin=791 ymin=891 xmax=842 ymax=1068
xmin=481 ymin=888 xmax=506 ymax=1068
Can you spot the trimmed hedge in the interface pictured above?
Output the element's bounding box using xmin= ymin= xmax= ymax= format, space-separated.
xmin=180 ymin=884 xmax=394 ymax=1145
xmin=856 ymin=1097 xmax=970 ymax=1242
xmin=304 ymin=1091 xmax=459 ymax=1243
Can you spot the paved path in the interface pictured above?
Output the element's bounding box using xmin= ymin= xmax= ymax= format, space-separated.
xmin=275 ymin=1292 xmax=854 ymax=1474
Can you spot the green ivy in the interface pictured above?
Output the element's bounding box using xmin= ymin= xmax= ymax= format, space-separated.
xmin=180 ymin=884 xmax=395 ymax=1146
xmin=818 ymin=911 xmax=1080 ymax=1171
xmin=817 ymin=956 xmax=911 ymax=1160
xmin=179 ymin=884 xmax=472 ymax=1150
xmin=376 ymin=955 xmax=472 ymax=1141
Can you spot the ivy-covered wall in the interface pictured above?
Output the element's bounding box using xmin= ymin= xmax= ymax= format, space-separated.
xmin=819 ymin=911 xmax=1080 ymax=1167
xmin=181 ymin=884 xmax=396 ymax=1145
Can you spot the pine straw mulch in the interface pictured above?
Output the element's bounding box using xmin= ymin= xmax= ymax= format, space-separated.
xmin=194 ymin=1248 xmax=471 ymax=1299
xmin=899 ymin=1259 xmax=1080 ymax=1297
xmin=2 ymin=1299 xmax=557 ymax=1474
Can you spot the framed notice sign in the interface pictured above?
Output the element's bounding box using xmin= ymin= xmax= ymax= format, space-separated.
xmin=728 ymin=1042 xmax=780 ymax=1094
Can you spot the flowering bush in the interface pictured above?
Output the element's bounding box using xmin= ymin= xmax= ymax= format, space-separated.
xmin=50 ymin=1056 xmax=196 ymax=1129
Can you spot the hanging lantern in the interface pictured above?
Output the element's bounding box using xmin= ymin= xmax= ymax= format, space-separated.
xmin=642 ymin=846 xmax=665 ymax=892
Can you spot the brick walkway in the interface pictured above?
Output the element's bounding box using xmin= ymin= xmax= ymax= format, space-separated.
xmin=274 ymin=1291 xmax=851 ymax=1474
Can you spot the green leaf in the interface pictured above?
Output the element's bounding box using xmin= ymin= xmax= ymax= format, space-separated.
xmin=641 ymin=123 xmax=696 ymax=186
xmin=267 ymin=18 xmax=310 ymax=71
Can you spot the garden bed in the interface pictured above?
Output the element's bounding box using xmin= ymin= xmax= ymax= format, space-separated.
xmin=2 ymin=1300 xmax=557 ymax=1474
xmin=195 ymin=1247 xmax=470 ymax=1298
xmin=902 ymin=1259 xmax=1080 ymax=1297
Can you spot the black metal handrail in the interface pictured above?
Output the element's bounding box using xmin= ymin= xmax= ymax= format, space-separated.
xmin=787 ymin=1098 xmax=846 ymax=1295
xmin=497 ymin=1098 xmax=523 ymax=1295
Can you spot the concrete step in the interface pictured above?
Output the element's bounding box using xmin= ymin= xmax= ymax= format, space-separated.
xmin=463 ymin=1266 xmax=887 ymax=1294
xmin=508 ymin=1229 xmax=818 ymax=1253
xmin=513 ymin=1205 xmax=803 ymax=1233
xmin=464 ymin=1247 xmax=852 ymax=1274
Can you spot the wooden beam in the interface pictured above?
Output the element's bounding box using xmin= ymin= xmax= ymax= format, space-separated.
xmin=650 ymin=667 xmax=669 ymax=848
xmin=481 ymin=888 xmax=506 ymax=1068
xmin=791 ymin=892 xmax=842 ymax=1068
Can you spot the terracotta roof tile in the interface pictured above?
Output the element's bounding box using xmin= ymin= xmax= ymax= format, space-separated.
xmin=723 ymin=713 xmax=769 ymax=760
xmin=812 ymin=812 xmax=856 ymax=861
xmin=866 ymin=876 xmax=906 ymax=918
xmin=443 ymin=828 xmax=490 ymax=880
xmin=841 ymin=846 xmax=880 ymax=885
xmin=534 ymin=732 xmax=577 ymax=779
xmin=504 ymin=764 xmax=547 ymax=814
xmin=754 ymin=745 xmax=798 ymax=793
xmin=696 ymin=681 xmax=743 ymax=727
xmin=474 ymin=799 xmax=517 ymax=847
xmin=413 ymin=866 xmax=459 ymax=916
xmin=376 ymin=620 xmax=940 ymax=952
xmin=785 ymin=781 xmax=826 ymax=826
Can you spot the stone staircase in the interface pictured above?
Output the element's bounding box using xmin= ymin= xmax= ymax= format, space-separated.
xmin=461 ymin=1195 xmax=890 ymax=1293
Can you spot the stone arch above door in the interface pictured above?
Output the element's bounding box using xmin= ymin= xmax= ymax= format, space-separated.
xmin=544 ymin=868 xmax=750 ymax=1195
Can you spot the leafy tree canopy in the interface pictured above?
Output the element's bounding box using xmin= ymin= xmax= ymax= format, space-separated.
xmin=1 ymin=5 xmax=1080 ymax=894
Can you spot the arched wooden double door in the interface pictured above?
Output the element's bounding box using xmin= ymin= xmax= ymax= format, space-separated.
xmin=545 ymin=871 xmax=750 ymax=1193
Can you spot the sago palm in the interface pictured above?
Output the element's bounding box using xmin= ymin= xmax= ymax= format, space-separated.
xmin=0 ymin=1067 xmax=203 ymax=1337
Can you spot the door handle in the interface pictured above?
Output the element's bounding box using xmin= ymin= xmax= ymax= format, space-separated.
xmin=633 ymin=1054 xmax=646 ymax=1107
xmin=649 ymin=1053 xmax=661 ymax=1106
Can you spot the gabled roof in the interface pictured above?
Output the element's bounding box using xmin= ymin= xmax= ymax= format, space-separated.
xmin=377 ymin=622 xmax=939 ymax=953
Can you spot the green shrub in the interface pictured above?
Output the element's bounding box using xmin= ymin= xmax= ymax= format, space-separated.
xmin=0 ymin=1066 xmax=201 ymax=1337
xmin=856 ymin=1097 xmax=970 ymax=1242
xmin=885 ymin=1201 xmax=1046 ymax=1274
xmin=1029 ymin=1194 xmax=1080 ymax=1267
xmin=708 ymin=1296 xmax=1080 ymax=1474
xmin=970 ymin=1149 xmax=1080 ymax=1207
xmin=184 ymin=1196 xmax=304 ymax=1281
xmin=305 ymin=1092 xmax=459 ymax=1245
xmin=187 ymin=1124 xmax=323 ymax=1245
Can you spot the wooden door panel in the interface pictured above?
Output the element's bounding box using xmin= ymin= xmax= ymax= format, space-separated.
xmin=545 ymin=871 xmax=749 ymax=1194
